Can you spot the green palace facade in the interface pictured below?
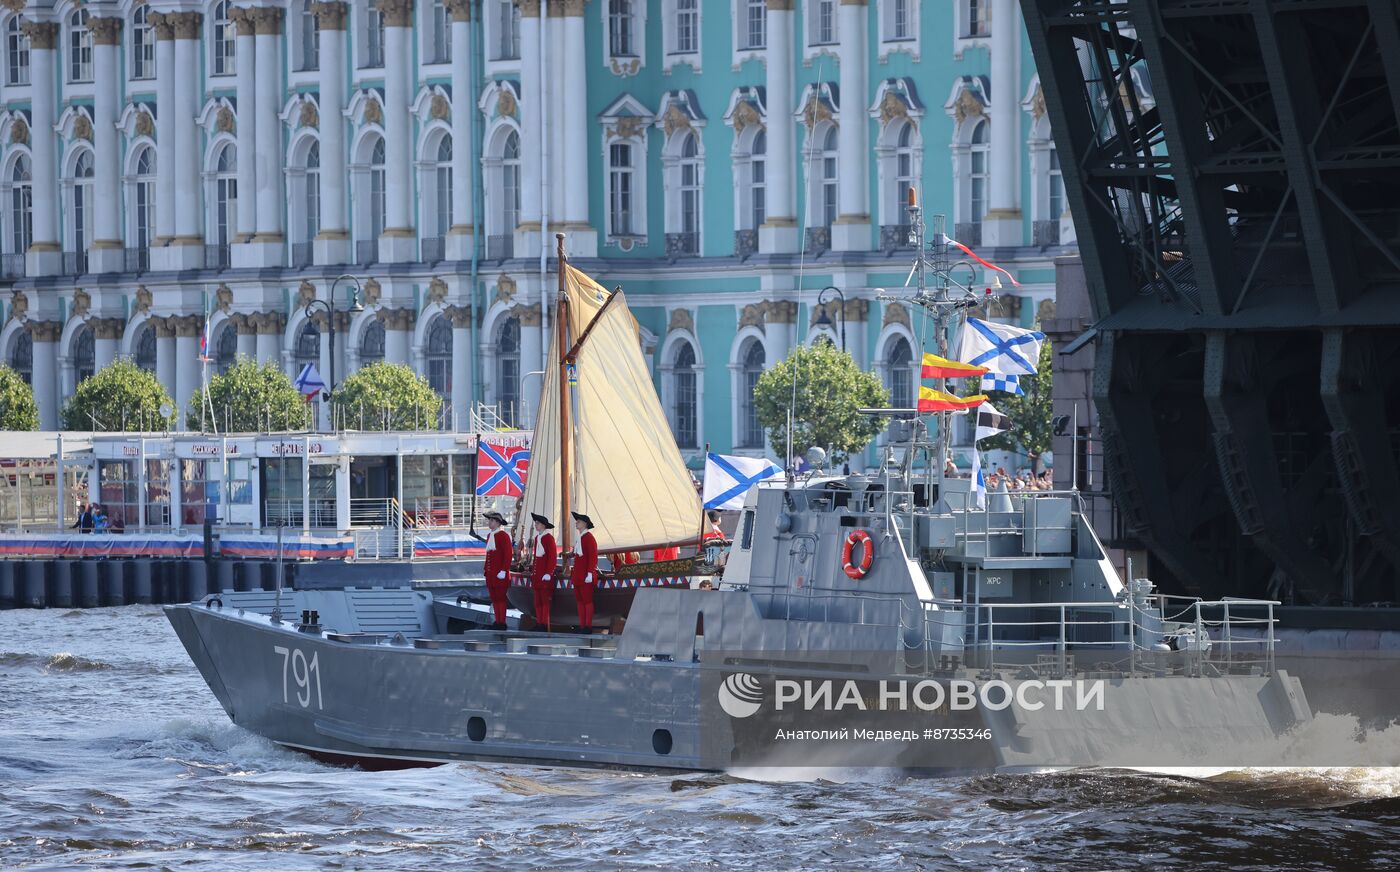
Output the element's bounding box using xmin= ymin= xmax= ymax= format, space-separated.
xmin=0 ymin=0 xmax=1088 ymax=465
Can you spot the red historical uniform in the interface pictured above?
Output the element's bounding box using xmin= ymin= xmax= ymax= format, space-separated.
xmin=531 ymin=530 xmax=558 ymax=631
xmin=483 ymin=527 xmax=513 ymax=625
xmin=571 ymin=529 xmax=599 ymax=631
xmin=652 ymin=545 xmax=680 ymax=562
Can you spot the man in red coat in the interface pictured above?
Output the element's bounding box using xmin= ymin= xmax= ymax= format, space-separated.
xmin=570 ymin=511 xmax=599 ymax=633
xmin=529 ymin=513 xmax=557 ymax=632
xmin=482 ymin=510 xmax=512 ymax=630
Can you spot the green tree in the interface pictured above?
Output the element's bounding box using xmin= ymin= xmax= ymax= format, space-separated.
xmin=0 ymin=363 xmax=39 ymax=431
xmin=753 ymin=341 xmax=890 ymax=463
xmin=62 ymin=358 xmax=174 ymax=431
xmin=188 ymin=356 xmax=313 ymax=433
xmin=331 ymin=361 xmax=442 ymax=430
xmin=964 ymin=339 xmax=1054 ymax=463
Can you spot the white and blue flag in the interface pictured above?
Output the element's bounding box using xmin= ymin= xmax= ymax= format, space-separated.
xmin=981 ymin=372 xmax=1024 ymax=395
xmin=294 ymin=363 xmax=326 ymax=400
xmin=703 ymin=452 xmax=782 ymax=511
xmin=959 ymin=318 xmax=1044 ymax=376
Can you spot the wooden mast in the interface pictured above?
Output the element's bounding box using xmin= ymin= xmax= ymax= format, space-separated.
xmin=555 ymin=233 xmax=572 ymax=555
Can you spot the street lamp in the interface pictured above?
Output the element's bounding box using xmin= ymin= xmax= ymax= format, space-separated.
xmin=814 ymin=285 xmax=846 ymax=351
xmin=302 ymin=274 xmax=366 ymax=405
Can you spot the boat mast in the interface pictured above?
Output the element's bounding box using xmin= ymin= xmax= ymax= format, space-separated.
xmin=555 ymin=233 xmax=572 ymax=555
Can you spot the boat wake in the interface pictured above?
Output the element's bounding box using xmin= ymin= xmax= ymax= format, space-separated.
xmin=0 ymin=650 xmax=115 ymax=672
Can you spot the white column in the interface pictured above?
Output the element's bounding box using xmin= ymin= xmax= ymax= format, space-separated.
xmin=254 ymin=314 xmax=282 ymax=363
xmin=379 ymin=0 xmax=415 ymax=262
xmin=94 ymin=319 xmax=119 ymax=371
xmin=761 ymin=1 xmax=797 ymax=254
xmin=253 ymin=7 xmax=285 ymax=251
xmin=31 ymin=324 xmax=59 ymax=431
xmin=152 ymin=16 xmax=176 ymax=248
xmin=232 ymin=8 xmax=257 ymax=244
xmin=90 ymin=18 xmax=124 ymax=272
xmin=516 ymin=3 xmax=542 ymax=253
xmin=518 ymin=308 xmax=542 ymax=428
xmin=446 ymin=0 xmax=474 ymax=259
xmin=984 ymin=0 xmax=1022 ymax=247
xmin=314 ymin=2 xmax=349 ymax=264
xmin=234 ymin=315 xmax=257 ymax=358
xmin=560 ymin=4 xmax=594 ymax=257
xmin=155 ymin=318 xmax=178 ymax=404
xmin=384 ymin=312 xmax=411 ymax=365
xmin=175 ymin=318 xmax=200 ymax=429
xmin=449 ymin=308 xmax=471 ymax=431
xmin=23 ymin=22 xmax=60 ymax=274
xmin=172 ymin=13 xmax=204 ymax=262
xmin=546 ymin=12 xmax=564 ymax=226
xmin=832 ymin=0 xmax=870 ymax=252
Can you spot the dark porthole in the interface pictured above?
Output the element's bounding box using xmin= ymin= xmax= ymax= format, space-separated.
xmin=467 ymin=716 xmax=487 ymax=742
xmin=652 ymin=728 xmax=673 ymax=755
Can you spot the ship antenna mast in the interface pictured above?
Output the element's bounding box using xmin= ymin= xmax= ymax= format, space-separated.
xmin=879 ymin=189 xmax=992 ymax=500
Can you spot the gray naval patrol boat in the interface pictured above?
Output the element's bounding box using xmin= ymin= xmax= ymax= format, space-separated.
xmin=166 ymin=233 xmax=1312 ymax=773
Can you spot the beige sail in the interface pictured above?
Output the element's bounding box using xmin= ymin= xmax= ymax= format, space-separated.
xmin=521 ymin=264 xmax=701 ymax=552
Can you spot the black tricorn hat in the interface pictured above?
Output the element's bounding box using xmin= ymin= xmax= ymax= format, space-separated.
xmin=530 ymin=512 xmax=554 ymax=529
xmin=482 ymin=510 xmax=507 ymax=524
xmin=571 ymin=511 xmax=595 ymax=529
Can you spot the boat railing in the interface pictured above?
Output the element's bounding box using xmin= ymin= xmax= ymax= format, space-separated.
xmin=943 ymin=487 xmax=1082 ymax=558
xmin=902 ymin=595 xmax=1280 ymax=678
xmin=408 ymin=495 xmax=492 ymax=529
xmin=264 ymin=498 xmax=337 ymax=529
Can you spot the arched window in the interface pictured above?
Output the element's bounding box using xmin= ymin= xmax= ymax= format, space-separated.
xmin=9 ymin=329 xmax=31 ymax=384
xmin=425 ymin=134 xmax=452 ymax=239
xmin=427 ymin=0 xmax=450 ymax=63
xmin=368 ymin=137 xmax=386 ymax=240
xmin=670 ymin=342 xmax=698 ymax=448
xmin=488 ymin=129 xmax=521 ymax=251
xmin=295 ymin=320 xmax=320 ymax=367
xmin=215 ymin=323 xmax=237 ymax=374
xmin=70 ymin=150 xmax=94 ymax=253
xmin=749 ymin=130 xmax=766 ymax=230
xmin=364 ymin=0 xmax=385 ymax=68
xmin=894 ymin=122 xmax=917 ymax=218
xmin=298 ymin=0 xmax=319 ymax=71
xmin=679 ymin=131 xmax=702 ymax=244
xmin=361 ymin=319 xmax=385 ymax=364
xmin=211 ymin=1 xmax=235 ymax=76
xmin=969 ymin=119 xmax=989 ymax=227
xmin=130 ymin=146 xmax=156 ymax=254
xmin=10 ymin=154 xmax=31 ymax=255
xmin=426 ymin=316 xmax=452 ymax=398
xmin=74 ymin=325 xmax=94 ymax=383
xmin=6 ymin=17 xmax=29 ymax=86
xmin=739 ymin=341 xmax=765 ymax=448
xmin=134 ymin=322 xmax=157 ymax=372
xmin=68 ymin=10 xmax=92 ymax=82
xmin=887 ymin=337 xmax=913 ymax=411
xmin=210 ymin=143 xmax=238 ymax=246
xmin=495 ymin=316 xmax=520 ymax=426
xmin=302 ymin=140 xmax=321 ymax=244
xmin=132 ymin=6 xmax=154 ymax=79
xmin=815 ymin=125 xmax=838 ymax=229
xmin=607 ymin=140 xmax=634 ymax=237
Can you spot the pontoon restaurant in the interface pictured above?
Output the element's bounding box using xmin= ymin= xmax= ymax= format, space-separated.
xmin=0 ymin=431 xmax=529 ymax=534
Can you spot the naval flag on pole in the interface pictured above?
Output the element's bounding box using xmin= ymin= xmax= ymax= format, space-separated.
xmin=958 ymin=318 xmax=1045 ymax=377
xmin=294 ymin=363 xmax=326 ymax=401
xmin=969 ymin=449 xmax=986 ymax=510
xmin=703 ymin=452 xmax=783 ymax=511
xmin=975 ymin=401 xmax=1011 ymax=443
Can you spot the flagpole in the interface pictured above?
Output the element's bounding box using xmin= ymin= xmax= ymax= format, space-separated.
xmin=696 ymin=442 xmax=710 ymax=558
xmin=555 ymin=233 xmax=572 ymax=557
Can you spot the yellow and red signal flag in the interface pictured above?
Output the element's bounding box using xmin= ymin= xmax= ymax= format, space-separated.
xmin=918 ymin=387 xmax=987 ymax=413
xmin=921 ymin=353 xmax=988 ymax=380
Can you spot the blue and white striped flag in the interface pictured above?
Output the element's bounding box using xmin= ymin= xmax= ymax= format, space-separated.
xmin=981 ymin=372 xmax=1024 ymax=395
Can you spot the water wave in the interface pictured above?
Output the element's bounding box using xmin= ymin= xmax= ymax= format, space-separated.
xmin=0 ymin=651 xmax=115 ymax=672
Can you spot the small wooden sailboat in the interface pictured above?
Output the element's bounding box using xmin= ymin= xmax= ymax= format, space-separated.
xmin=508 ymin=235 xmax=708 ymax=629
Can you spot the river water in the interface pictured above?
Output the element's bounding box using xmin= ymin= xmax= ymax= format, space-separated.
xmin=2 ymin=605 xmax=1398 ymax=870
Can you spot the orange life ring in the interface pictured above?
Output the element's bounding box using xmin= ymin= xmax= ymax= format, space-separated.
xmin=842 ymin=529 xmax=874 ymax=580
